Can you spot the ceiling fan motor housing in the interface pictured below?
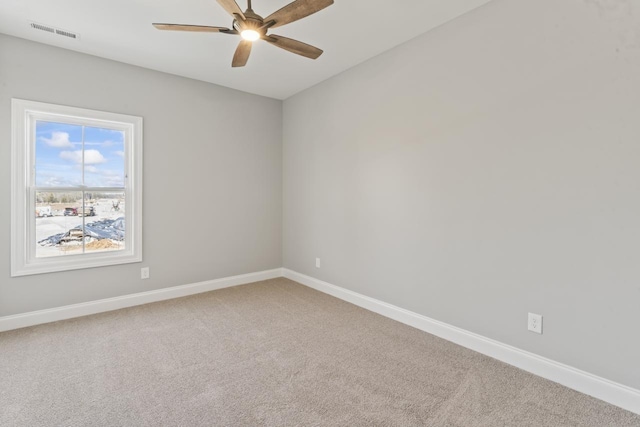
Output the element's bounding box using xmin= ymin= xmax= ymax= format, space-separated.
xmin=234 ymin=9 xmax=266 ymax=36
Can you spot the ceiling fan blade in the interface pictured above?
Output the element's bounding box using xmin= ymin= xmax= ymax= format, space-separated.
xmin=264 ymin=0 xmax=334 ymax=29
xmin=217 ymin=0 xmax=246 ymax=20
xmin=152 ymin=23 xmax=231 ymax=32
xmin=232 ymin=40 xmax=252 ymax=67
xmin=264 ymin=34 xmax=323 ymax=59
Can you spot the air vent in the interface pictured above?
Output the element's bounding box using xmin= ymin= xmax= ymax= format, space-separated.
xmin=55 ymin=29 xmax=77 ymax=39
xmin=30 ymin=23 xmax=54 ymax=33
xmin=30 ymin=22 xmax=79 ymax=40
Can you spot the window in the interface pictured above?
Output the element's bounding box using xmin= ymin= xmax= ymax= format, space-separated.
xmin=11 ymin=99 xmax=142 ymax=276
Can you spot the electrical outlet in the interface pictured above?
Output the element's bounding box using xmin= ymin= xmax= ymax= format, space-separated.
xmin=315 ymin=258 xmax=321 ymax=268
xmin=528 ymin=313 xmax=542 ymax=334
xmin=141 ymin=267 xmax=150 ymax=280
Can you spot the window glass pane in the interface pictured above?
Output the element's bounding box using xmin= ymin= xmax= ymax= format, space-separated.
xmin=83 ymin=126 xmax=125 ymax=188
xmin=36 ymin=191 xmax=83 ymax=258
xmin=35 ymin=121 xmax=83 ymax=187
xmin=35 ymin=191 xmax=126 ymax=257
xmin=84 ymin=192 xmax=126 ymax=254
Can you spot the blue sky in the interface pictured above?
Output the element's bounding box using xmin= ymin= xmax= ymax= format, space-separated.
xmin=35 ymin=121 xmax=125 ymax=188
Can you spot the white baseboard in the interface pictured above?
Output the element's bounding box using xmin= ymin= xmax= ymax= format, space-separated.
xmin=282 ymin=268 xmax=640 ymax=415
xmin=0 ymin=268 xmax=283 ymax=333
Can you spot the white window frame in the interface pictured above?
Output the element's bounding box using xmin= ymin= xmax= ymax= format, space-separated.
xmin=11 ymin=99 xmax=143 ymax=276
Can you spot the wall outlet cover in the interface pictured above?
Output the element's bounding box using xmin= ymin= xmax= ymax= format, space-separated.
xmin=528 ymin=312 xmax=542 ymax=334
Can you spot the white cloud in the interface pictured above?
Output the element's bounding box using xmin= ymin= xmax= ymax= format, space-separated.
xmin=103 ymin=175 xmax=124 ymax=187
xmin=114 ymin=151 xmax=125 ymax=158
xmin=36 ymin=169 xmax=81 ymax=187
xmin=42 ymin=176 xmax=79 ymax=187
xmin=84 ymin=169 xmax=124 ymax=187
xmin=59 ymin=149 xmax=107 ymax=165
xmin=40 ymin=132 xmax=74 ymax=148
xmin=85 ymin=140 xmax=120 ymax=147
xmin=85 ymin=150 xmax=108 ymax=164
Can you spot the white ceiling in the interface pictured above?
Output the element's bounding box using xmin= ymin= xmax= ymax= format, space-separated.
xmin=0 ymin=0 xmax=493 ymax=99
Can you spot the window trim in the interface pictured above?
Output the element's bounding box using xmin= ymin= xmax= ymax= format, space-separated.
xmin=11 ymin=98 xmax=143 ymax=277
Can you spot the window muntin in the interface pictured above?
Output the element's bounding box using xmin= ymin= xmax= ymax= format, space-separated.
xmin=11 ymin=99 xmax=142 ymax=276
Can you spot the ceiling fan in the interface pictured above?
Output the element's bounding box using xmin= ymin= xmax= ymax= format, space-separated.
xmin=153 ymin=0 xmax=334 ymax=67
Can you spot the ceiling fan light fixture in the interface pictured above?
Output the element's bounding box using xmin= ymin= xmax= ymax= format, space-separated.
xmin=241 ymin=29 xmax=260 ymax=41
xmin=153 ymin=0 xmax=334 ymax=67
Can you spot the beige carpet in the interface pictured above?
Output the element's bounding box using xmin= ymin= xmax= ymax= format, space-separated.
xmin=1 ymin=278 xmax=639 ymax=426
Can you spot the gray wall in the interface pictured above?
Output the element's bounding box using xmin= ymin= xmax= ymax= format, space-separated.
xmin=283 ymin=0 xmax=640 ymax=389
xmin=0 ymin=34 xmax=282 ymax=317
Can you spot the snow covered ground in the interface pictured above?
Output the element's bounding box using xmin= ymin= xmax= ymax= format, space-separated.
xmin=35 ymin=199 xmax=126 ymax=258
